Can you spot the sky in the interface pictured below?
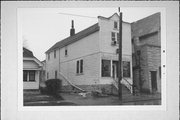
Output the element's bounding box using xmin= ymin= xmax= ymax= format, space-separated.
xmin=20 ymin=7 xmax=162 ymax=61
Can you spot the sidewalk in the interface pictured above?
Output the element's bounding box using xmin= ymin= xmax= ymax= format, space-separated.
xmin=60 ymin=92 xmax=161 ymax=105
xmin=24 ymin=90 xmax=161 ymax=106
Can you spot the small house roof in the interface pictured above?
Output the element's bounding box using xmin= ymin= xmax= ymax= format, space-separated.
xmin=23 ymin=47 xmax=34 ymax=58
xmin=46 ymin=23 xmax=99 ymax=53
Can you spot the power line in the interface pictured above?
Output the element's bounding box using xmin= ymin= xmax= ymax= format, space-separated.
xmin=58 ymin=12 xmax=97 ymax=19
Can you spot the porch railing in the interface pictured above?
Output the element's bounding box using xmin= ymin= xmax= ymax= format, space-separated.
xmin=112 ymin=77 xmax=133 ymax=93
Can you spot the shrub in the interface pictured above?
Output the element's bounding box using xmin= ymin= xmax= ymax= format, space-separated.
xmin=45 ymin=79 xmax=62 ymax=97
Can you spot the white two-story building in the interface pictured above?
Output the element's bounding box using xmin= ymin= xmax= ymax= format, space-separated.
xmin=45 ymin=13 xmax=133 ymax=93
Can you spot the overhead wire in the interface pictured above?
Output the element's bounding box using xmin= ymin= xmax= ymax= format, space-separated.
xmin=58 ymin=12 xmax=97 ymax=19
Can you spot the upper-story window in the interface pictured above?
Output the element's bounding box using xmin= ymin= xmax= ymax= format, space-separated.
xmin=114 ymin=21 xmax=118 ymax=29
xmin=65 ymin=47 xmax=68 ymax=56
xmin=111 ymin=32 xmax=116 ymax=41
xmin=111 ymin=32 xmax=119 ymax=45
xmin=48 ymin=53 xmax=50 ymax=60
xmin=54 ymin=50 xmax=56 ymax=58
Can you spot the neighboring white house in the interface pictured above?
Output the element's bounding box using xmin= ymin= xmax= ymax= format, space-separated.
xmin=45 ymin=13 xmax=133 ymax=93
xmin=23 ymin=47 xmax=42 ymax=89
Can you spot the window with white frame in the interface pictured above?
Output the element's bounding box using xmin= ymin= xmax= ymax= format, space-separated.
xmin=111 ymin=32 xmax=116 ymax=41
xmin=111 ymin=32 xmax=119 ymax=43
xmin=76 ymin=59 xmax=83 ymax=74
xmin=23 ymin=70 xmax=36 ymax=82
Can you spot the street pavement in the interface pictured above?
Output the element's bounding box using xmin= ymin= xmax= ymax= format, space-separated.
xmin=24 ymin=91 xmax=161 ymax=106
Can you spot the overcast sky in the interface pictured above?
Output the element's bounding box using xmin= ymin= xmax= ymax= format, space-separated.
xmin=20 ymin=7 xmax=162 ymax=61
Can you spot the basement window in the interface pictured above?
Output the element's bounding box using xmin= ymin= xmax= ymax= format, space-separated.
xmin=102 ymin=60 xmax=111 ymax=77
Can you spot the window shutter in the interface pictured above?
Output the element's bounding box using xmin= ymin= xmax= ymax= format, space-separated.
xmin=117 ymin=33 xmax=120 ymax=43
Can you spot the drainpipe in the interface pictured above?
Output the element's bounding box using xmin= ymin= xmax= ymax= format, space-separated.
xmin=137 ymin=50 xmax=142 ymax=93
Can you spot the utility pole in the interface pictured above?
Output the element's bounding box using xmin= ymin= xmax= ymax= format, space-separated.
xmin=118 ymin=7 xmax=123 ymax=102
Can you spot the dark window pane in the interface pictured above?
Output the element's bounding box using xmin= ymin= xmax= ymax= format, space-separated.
xmin=23 ymin=70 xmax=28 ymax=81
xmin=55 ymin=71 xmax=57 ymax=79
xmin=80 ymin=60 xmax=83 ymax=73
xmin=102 ymin=60 xmax=111 ymax=77
xmin=123 ymin=61 xmax=131 ymax=77
xmin=54 ymin=50 xmax=56 ymax=58
xmin=76 ymin=61 xmax=79 ymax=74
xmin=29 ymin=71 xmax=35 ymax=81
xmin=114 ymin=21 xmax=118 ymax=29
xmin=159 ymin=66 xmax=161 ymax=78
xmin=65 ymin=47 xmax=68 ymax=56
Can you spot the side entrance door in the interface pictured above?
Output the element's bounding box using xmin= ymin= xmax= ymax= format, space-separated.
xmin=150 ymin=71 xmax=157 ymax=92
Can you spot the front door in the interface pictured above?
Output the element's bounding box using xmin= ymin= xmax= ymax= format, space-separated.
xmin=112 ymin=61 xmax=118 ymax=80
xmin=150 ymin=71 xmax=157 ymax=92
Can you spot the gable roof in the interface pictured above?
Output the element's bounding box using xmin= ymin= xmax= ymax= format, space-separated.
xmin=23 ymin=47 xmax=34 ymax=58
xmin=46 ymin=23 xmax=99 ymax=53
xmin=131 ymin=12 xmax=160 ymax=38
xmin=98 ymin=13 xmax=119 ymax=20
xmin=98 ymin=13 xmax=130 ymax=24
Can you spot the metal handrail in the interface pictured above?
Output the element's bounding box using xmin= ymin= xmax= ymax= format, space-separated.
xmin=123 ymin=78 xmax=133 ymax=86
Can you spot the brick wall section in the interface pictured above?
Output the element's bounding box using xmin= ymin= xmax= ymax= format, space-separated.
xmin=132 ymin=12 xmax=161 ymax=93
xmin=146 ymin=45 xmax=161 ymax=93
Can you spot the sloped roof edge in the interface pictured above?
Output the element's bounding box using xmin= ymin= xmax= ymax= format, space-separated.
xmin=46 ymin=23 xmax=99 ymax=53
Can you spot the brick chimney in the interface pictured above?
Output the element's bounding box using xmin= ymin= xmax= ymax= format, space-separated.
xmin=70 ymin=20 xmax=75 ymax=36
